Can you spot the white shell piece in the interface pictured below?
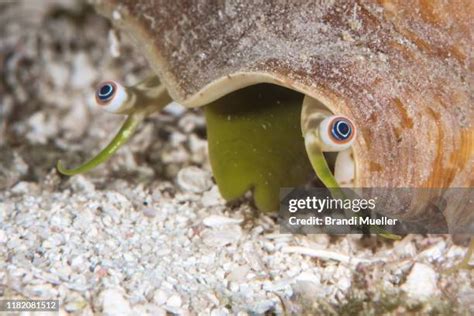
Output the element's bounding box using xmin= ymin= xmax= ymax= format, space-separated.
xmin=334 ymin=149 xmax=355 ymax=187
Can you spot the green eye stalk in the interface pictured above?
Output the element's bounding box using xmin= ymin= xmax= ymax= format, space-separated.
xmin=301 ymin=96 xmax=356 ymax=198
xmin=303 ymin=114 xmax=356 ymax=197
xmin=57 ymin=77 xmax=172 ymax=176
xmin=301 ymin=96 xmax=400 ymax=240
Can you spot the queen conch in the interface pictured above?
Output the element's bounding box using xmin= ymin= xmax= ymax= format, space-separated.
xmin=58 ymin=1 xmax=473 ymax=235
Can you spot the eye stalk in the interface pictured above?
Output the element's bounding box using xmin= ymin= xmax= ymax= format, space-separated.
xmin=57 ymin=76 xmax=172 ymax=176
xmin=95 ymin=80 xmax=130 ymax=114
xmin=319 ymin=115 xmax=356 ymax=151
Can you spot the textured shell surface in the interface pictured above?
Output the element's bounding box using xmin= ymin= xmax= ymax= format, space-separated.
xmin=91 ymin=0 xmax=473 ymax=195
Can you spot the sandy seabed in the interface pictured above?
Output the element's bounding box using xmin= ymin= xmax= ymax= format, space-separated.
xmin=0 ymin=1 xmax=473 ymax=315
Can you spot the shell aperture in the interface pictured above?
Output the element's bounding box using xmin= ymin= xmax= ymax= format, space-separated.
xmin=205 ymin=84 xmax=313 ymax=212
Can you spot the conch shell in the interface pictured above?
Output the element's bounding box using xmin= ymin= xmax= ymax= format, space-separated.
xmin=93 ymin=0 xmax=472 ymax=187
xmin=86 ymin=0 xmax=473 ymax=232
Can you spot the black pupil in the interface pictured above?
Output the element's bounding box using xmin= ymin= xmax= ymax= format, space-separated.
xmin=332 ymin=120 xmax=351 ymax=141
xmin=338 ymin=122 xmax=349 ymax=134
xmin=98 ymin=84 xmax=114 ymax=101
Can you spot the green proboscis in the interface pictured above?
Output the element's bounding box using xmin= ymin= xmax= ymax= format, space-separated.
xmin=205 ymin=84 xmax=314 ymax=212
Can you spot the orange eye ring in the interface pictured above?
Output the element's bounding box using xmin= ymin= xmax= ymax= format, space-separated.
xmin=95 ymin=81 xmax=117 ymax=106
xmin=327 ymin=116 xmax=355 ymax=144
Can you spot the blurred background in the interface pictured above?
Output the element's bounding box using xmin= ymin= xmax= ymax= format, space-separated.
xmin=0 ymin=0 xmax=209 ymax=186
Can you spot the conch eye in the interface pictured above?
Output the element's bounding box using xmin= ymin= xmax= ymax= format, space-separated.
xmin=95 ymin=80 xmax=128 ymax=114
xmin=319 ymin=115 xmax=356 ymax=151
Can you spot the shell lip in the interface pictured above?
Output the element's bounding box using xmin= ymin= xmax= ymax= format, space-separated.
xmin=172 ymin=70 xmax=365 ymax=188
